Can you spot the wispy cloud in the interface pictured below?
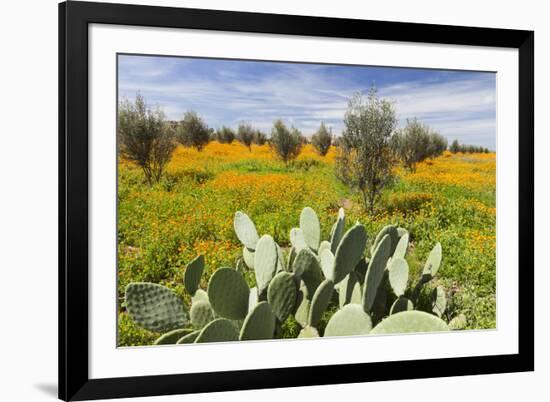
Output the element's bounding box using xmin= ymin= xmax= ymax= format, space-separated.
xmin=118 ymin=55 xmax=496 ymax=149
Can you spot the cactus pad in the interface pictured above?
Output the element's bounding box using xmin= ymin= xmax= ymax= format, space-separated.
xmin=276 ymin=244 xmax=286 ymax=273
xmin=393 ymin=232 xmax=409 ymax=259
xmin=153 ymin=328 xmax=193 ymax=345
xmin=125 ymin=283 xmax=187 ymax=333
xmin=389 ymin=296 xmax=413 ymax=315
xmin=298 ymin=326 xmax=320 ymax=338
xmin=176 ymin=330 xmax=200 ymax=344
xmin=371 ymin=225 xmax=398 ymax=256
xmin=363 ymin=234 xmax=391 ymax=313
xmin=370 ymin=310 xmax=449 ymax=334
xmin=192 ymin=289 xmax=209 ymax=304
xmin=333 ymin=223 xmax=367 ymax=284
xmin=243 ymin=246 xmax=255 ymax=269
xmin=318 ymin=240 xmax=331 ymax=257
xmin=300 ymin=207 xmax=321 ymax=251
xmin=195 ymin=318 xmax=239 ymax=343
xmin=254 ymin=234 xmax=279 ymax=293
xmin=248 ymin=287 xmax=259 ymax=312
xmin=234 ymin=211 xmax=259 ymax=250
xmin=422 ymin=242 xmax=442 ymax=277
xmin=388 ymin=257 xmax=409 ymax=297
xmin=267 ymin=271 xmax=298 ymax=322
xmin=319 ymin=248 xmax=335 ymax=281
xmin=183 ymin=255 xmax=205 ymax=296
xmin=330 ymin=208 xmax=346 ymax=254
xmin=324 ymin=304 xmax=372 ymax=337
xmin=207 ymin=268 xmax=249 ymax=320
xmin=339 ymin=271 xmax=362 ymax=308
xmin=297 ymin=250 xmax=323 ymax=296
xmin=290 ymin=228 xmax=308 ymax=251
xmin=190 ymin=300 xmax=214 ymax=328
xmin=307 ymin=279 xmax=334 ymax=327
xmin=449 ymin=313 xmax=467 ymax=330
xmin=239 ymin=302 xmax=276 ymax=341
xmin=432 ymin=286 xmax=447 ymax=317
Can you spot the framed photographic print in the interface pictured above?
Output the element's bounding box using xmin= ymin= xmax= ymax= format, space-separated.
xmin=59 ymin=1 xmax=534 ymax=400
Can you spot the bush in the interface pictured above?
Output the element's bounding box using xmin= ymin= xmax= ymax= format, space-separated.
xmin=253 ymin=130 xmax=267 ymax=145
xmin=176 ymin=111 xmax=210 ymax=151
xmin=449 ymin=139 xmax=490 ymax=154
xmin=215 ymin=126 xmax=235 ymax=144
xmin=311 ymin=122 xmax=332 ymax=156
xmin=335 ymin=88 xmax=397 ymax=213
xmin=118 ymin=93 xmax=176 ymax=185
xmin=270 ymin=120 xmax=303 ymax=166
xmin=237 ymin=123 xmax=255 ymax=151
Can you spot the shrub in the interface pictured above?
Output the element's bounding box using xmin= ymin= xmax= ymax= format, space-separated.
xmin=236 ymin=123 xmax=255 ymax=151
xmin=311 ymin=122 xmax=332 ymax=156
xmin=253 ymin=130 xmax=267 ymax=145
xmin=335 ymin=88 xmax=397 ymax=213
xmin=215 ymin=126 xmax=235 ymax=144
xmin=118 ymin=93 xmax=176 ymax=185
xmin=450 ymin=139 xmax=460 ymax=153
xmin=270 ymin=120 xmax=303 ymax=166
xmin=176 ymin=111 xmax=210 ymax=151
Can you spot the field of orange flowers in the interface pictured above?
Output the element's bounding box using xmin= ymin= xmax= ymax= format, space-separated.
xmin=117 ymin=142 xmax=496 ymax=346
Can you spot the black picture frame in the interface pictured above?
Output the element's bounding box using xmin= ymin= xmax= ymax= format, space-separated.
xmin=59 ymin=1 xmax=534 ymax=400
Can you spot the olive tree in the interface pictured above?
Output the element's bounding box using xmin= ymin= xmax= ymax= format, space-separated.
xmin=391 ymin=118 xmax=431 ymax=172
xmin=118 ymin=94 xmax=176 ymax=185
xmin=270 ymin=119 xmax=302 ymax=166
xmin=237 ymin=123 xmax=255 ymax=151
xmin=311 ymin=122 xmax=333 ymax=156
xmin=253 ymin=129 xmax=267 ymax=145
xmin=336 ymin=88 xmax=397 ymax=213
xmin=176 ymin=111 xmax=210 ymax=151
xmin=215 ymin=126 xmax=235 ymax=144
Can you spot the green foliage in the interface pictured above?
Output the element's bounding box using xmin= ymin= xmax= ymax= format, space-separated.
xmin=237 ymin=123 xmax=256 ymax=151
xmin=450 ymin=139 xmax=490 ymax=153
xmin=253 ymin=130 xmax=267 ymax=145
xmin=311 ymin=122 xmax=332 ymax=156
xmin=215 ymin=126 xmax=236 ymax=144
xmin=118 ymin=93 xmax=176 ymax=185
xmin=176 ymin=111 xmax=210 ymax=151
xmin=270 ymin=119 xmax=303 ymax=166
xmin=335 ymin=87 xmax=397 ymax=213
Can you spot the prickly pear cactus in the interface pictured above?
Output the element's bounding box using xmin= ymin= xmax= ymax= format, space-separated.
xmin=248 ymin=287 xmax=259 ymax=312
xmin=307 ymin=279 xmax=334 ymax=327
xmin=242 ymin=246 xmax=255 ymax=269
xmin=389 ymin=296 xmax=413 ymax=315
xmin=183 ymin=254 xmax=205 ymax=296
xmin=298 ymin=326 xmax=320 ymax=338
xmin=254 ymin=234 xmax=279 ymax=293
xmin=153 ymin=328 xmax=194 ymax=345
xmin=267 ymin=271 xmax=298 ymax=322
xmin=195 ymin=318 xmax=239 ymax=343
xmin=192 ymin=289 xmax=209 ymax=304
xmin=290 ymin=227 xmax=308 ymax=251
xmin=370 ymin=310 xmax=449 ymax=334
xmin=393 ymin=232 xmax=409 ymax=259
xmin=363 ymin=234 xmax=391 ymax=313
xmin=318 ymin=240 xmax=331 ymax=257
xmin=190 ymin=300 xmax=214 ymax=328
xmin=294 ymin=248 xmax=323 ymax=296
xmin=338 ymin=271 xmax=362 ymax=308
xmin=371 ymin=225 xmax=398 ymax=256
xmin=449 ymin=313 xmax=467 ymax=330
xmin=125 ymin=283 xmax=187 ymax=333
xmin=431 ymin=286 xmax=447 ymax=318
xmin=319 ymin=248 xmax=335 ymax=281
xmin=207 ymin=268 xmax=249 ymax=320
xmin=324 ymin=304 xmax=372 ymax=337
xmin=294 ymin=286 xmax=311 ymax=327
xmin=239 ymin=302 xmax=276 ymax=341
xmin=330 ymin=208 xmax=346 ymax=254
xmin=422 ymin=242 xmax=442 ymax=277
xmin=388 ymin=257 xmax=409 ymax=297
xmin=300 ymin=207 xmax=321 ymax=251
xmin=176 ymin=330 xmax=200 ymax=344
xmin=234 ymin=211 xmax=259 ymax=250
xmin=333 ymin=223 xmax=367 ymax=284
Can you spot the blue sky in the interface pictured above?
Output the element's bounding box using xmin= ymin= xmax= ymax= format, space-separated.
xmin=118 ymin=54 xmax=496 ymax=149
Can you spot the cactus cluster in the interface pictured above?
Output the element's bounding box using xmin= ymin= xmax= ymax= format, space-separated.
xmin=124 ymin=207 xmax=466 ymax=345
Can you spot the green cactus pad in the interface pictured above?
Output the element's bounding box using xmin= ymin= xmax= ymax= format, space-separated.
xmin=183 ymin=255 xmax=205 ymax=296
xmin=319 ymin=248 xmax=335 ymax=281
xmin=287 ymin=247 xmax=297 ymax=271
xmin=176 ymin=330 xmax=200 ymax=344
xmin=422 ymin=242 xmax=442 ymax=277
xmin=388 ymin=257 xmax=409 ymax=297
xmin=389 ymin=296 xmax=413 ymax=315
xmin=300 ymin=253 xmax=323 ymax=297
xmin=207 ymin=268 xmax=249 ymax=320
xmin=194 ymin=318 xmax=239 ymax=343
xmin=248 ymin=287 xmax=259 ymax=312
xmin=449 ymin=313 xmax=467 ymax=330
xmin=330 ymin=208 xmax=346 ymax=254
xmin=234 ymin=211 xmax=259 ymax=250
xmin=363 ymin=234 xmax=391 ymax=313
xmin=324 ymin=304 xmax=372 ymax=337
xmin=370 ymin=311 xmax=450 ymax=334
xmin=290 ymin=228 xmax=308 ymax=251
xmin=125 ymin=283 xmax=187 ymax=333
xmin=267 ymin=271 xmax=298 ymax=322
xmin=371 ymin=225 xmax=398 ymax=256
xmin=153 ymin=328 xmax=194 ymax=345
xmin=307 ymin=279 xmax=334 ymax=327
xmin=254 ymin=234 xmax=279 ymax=293
xmin=300 ymin=207 xmax=321 ymax=251
xmin=397 ymin=227 xmax=408 ymax=238
xmin=243 ymin=246 xmax=255 ymax=269
xmin=318 ymin=240 xmax=331 ymax=257
xmin=190 ymin=300 xmax=214 ymax=328
xmin=338 ymin=271 xmax=362 ymax=308
xmin=298 ymin=326 xmax=320 ymax=338
xmin=354 ymin=257 xmax=369 ymax=280
xmin=432 ymin=286 xmax=447 ymax=318
xmin=333 ymin=223 xmax=367 ymax=285
xmin=276 ymin=244 xmax=286 ymax=273
xmin=192 ymin=289 xmax=209 ymax=304
xmin=294 ymin=287 xmax=311 ymax=327
xmin=239 ymin=302 xmax=276 ymax=341
xmin=393 ymin=232 xmax=409 ymax=259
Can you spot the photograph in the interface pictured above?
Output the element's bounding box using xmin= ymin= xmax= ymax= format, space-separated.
xmin=116 ymin=54 xmax=496 ymax=347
